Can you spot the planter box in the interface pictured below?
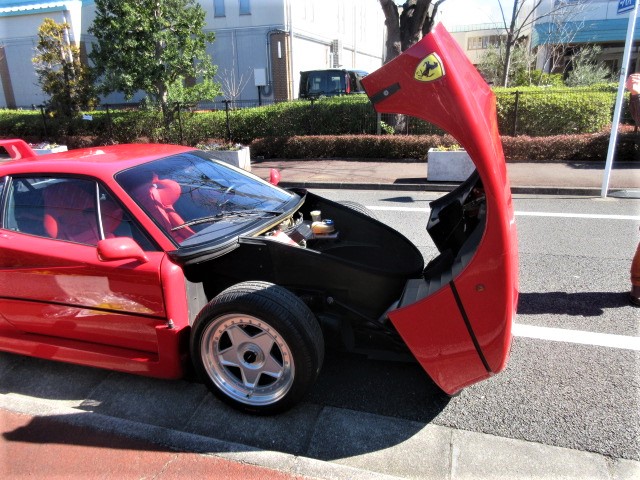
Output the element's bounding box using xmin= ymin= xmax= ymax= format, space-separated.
xmin=207 ymin=146 xmax=251 ymax=172
xmin=427 ymin=148 xmax=475 ymax=182
xmin=33 ymin=145 xmax=68 ymax=155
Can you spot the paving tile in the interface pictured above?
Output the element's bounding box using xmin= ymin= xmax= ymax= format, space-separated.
xmin=611 ymin=458 xmax=640 ymax=480
xmin=306 ymin=407 xmax=451 ymax=479
xmin=0 ymin=355 xmax=108 ymax=406
xmin=451 ymin=429 xmax=610 ymax=480
xmin=185 ymin=396 xmax=322 ymax=456
xmin=0 ymin=352 xmax=21 ymax=379
xmin=78 ymin=373 xmax=209 ymax=430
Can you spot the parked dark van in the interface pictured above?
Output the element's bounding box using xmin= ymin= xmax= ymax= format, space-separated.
xmin=299 ymin=69 xmax=368 ymax=99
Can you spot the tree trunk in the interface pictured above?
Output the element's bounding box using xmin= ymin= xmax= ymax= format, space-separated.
xmin=379 ymin=0 xmax=401 ymax=64
xmin=501 ymin=0 xmax=521 ymax=87
xmin=379 ymin=0 xmax=442 ymax=132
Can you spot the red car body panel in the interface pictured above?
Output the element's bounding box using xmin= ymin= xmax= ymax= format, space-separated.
xmin=362 ymin=24 xmax=518 ymax=393
xmin=0 ymin=144 xmax=197 ymax=378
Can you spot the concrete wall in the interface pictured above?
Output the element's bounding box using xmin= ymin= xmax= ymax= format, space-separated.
xmin=0 ymin=4 xmax=80 ymax=108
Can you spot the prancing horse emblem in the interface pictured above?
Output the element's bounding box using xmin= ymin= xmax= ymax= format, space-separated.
xmin=414 ymin=53 xmax=445 ymax=82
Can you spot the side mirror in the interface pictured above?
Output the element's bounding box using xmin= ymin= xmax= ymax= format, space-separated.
xmin=97 ymin=237 xmax=149 ymax=263
xmin=269 ymin=168 xmax=281 ymax=186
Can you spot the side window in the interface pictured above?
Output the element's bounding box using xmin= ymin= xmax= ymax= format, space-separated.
xmin=4 ymin=177 xmax=158 ymax=250
xmin=98 ymin=185 xmax=157 ymax=251
xmin=6 ymin=177 xmax=100 ymax=244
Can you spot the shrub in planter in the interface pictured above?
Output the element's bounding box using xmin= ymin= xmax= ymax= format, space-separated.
xmin=250 ymin=134 xmax=459 ymax=161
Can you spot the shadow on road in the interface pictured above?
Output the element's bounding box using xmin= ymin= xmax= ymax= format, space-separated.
xmin=0 ymin=349 xmax=448 ymax=461
xmin=518 ymin=291 xmax=630 ymax=316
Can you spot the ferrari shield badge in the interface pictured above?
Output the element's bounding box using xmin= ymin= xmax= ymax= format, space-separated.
xmin=414 ymin=53 xmax=445 ymax=82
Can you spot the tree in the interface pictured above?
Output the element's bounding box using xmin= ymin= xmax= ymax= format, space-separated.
xmin=565 ymin=46 xmax=612 ymax=87
xmin=216 ymin=39 xmax=251 ymax=105
xmin=88 ymin=0 xmax=220 ymax=125
xmin=378 ymin=0 xmax=446 ymax=132
xmin=32 ymin=18 xmax=97 ymax=117
xmin=478 ymin=40 xmax=537 ymax=86
xmin=379 ymin=0 xmax=447 ymax=63
xmin=535 ymin=0 xmax=588 ymax=76
xmin=496 ymin=0 xmax=588 ymax=87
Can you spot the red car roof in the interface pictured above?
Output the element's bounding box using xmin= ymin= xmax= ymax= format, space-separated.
xmin=0 ymin=143 xmax=196 ymax=179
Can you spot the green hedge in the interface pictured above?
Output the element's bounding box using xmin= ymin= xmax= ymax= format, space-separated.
xmin=0 ymin=86 xmax=622 ymax=145
xmin=494 ymin=85 xmax=618 ymax=136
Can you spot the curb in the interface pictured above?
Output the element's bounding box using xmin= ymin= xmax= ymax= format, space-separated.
xmin=2 ymin=393 xmax=638 ymax=480
xmin=279 ymin=181 xmax=456 ymax=192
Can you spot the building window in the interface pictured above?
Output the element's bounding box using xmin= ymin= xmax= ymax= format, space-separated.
xmin=239 ymin=0 xmax=250 ymax=15
xmin=214 ymin=0 xmax=225 ymax=17
xmin=467 ymin=35 xmax=501 ymax=50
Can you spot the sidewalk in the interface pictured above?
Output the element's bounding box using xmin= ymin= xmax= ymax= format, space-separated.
xmin=1 ymin=390 xmax=638 ymax=480
xmin=0 ymin=408 xmax=311 ymax=480
xmin=250 ymin=159 xmax=640 ymax=196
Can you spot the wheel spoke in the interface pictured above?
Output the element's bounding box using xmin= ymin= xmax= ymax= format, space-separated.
xmin=225 ymin=324 xmax=252 ymax=345
xmin=240 ymin=366 xmax=262 ymax=389
xmin=251 ymin=331 xmax=275 ymax=355
xmin=261 ymin=353 xmax=284 ymax=379
xmin=219 ymin=345 xmax=240 ymax=367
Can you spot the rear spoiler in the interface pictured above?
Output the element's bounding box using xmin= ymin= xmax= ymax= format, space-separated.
xmin=0 ymin=139 xmax=37 ymax=160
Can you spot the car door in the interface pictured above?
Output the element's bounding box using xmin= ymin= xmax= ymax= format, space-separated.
xmin=0 ymin=175 xmax=167 ymax=354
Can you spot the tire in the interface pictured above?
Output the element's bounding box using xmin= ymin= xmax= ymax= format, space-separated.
xmin=338 ymin=200 xmax=377 ymax=219
xmin=191 ymin=281 xmax=324 ymax=414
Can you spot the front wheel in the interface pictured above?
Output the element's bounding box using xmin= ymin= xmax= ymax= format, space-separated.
xmin=191 ymin=281 xmax=324 ymax=414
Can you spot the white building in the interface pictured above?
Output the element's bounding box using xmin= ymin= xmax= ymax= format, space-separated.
xmin=0 ymin=0 xmax=385 ymax=108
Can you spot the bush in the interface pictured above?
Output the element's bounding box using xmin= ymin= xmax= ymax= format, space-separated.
xmin=250 ymin=130 xmax=639 ymax=163
xmin=502 ymin=127 xmax=639 ymax=162
xmin=251 ymin=134 xmax=462 ymax=161
xmin=494 ymin=85 xmax=617 ymax=136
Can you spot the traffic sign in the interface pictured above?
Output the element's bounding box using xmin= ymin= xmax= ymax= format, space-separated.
xmin=618 ymin=0 xmax=636 ymax=15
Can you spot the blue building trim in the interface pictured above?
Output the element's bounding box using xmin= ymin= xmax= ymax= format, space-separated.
xmin=533 ymin=18 xmax=640 ymax=47
xmin=0 ymin=5 xmax=66 ymax=17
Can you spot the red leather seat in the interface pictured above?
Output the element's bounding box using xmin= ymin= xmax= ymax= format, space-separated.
xmin=100 ymin=198 xmax=124 ymax=238
xmin=132 ymin=176 xmax=194 ymax=243
xmin=43 ymin=182 xmax=100 ymax=244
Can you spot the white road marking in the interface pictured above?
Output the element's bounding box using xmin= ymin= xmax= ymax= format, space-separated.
xmin=366 ymin=206 xmax=640 ymax=221
xmin=513 ymin=323 xmax=640 ymax=351
xmin=515 ymin=211 xmax=640 ymax=221
xmin=368 ymin=206 xmax=430 ymax=212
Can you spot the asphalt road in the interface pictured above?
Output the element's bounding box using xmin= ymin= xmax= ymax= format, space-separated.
xmin=1 ymin=189 xmax=638 ymax=472
xmin=314 ymin=189 xmax=640 ymax=461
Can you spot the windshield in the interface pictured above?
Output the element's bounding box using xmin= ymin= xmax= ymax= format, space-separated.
xmin=116 ymin=152 xmax=296 ymax=246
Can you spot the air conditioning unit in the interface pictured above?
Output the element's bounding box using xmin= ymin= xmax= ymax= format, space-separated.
xmin=330 ymin=39 xmax=342 ymax=67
